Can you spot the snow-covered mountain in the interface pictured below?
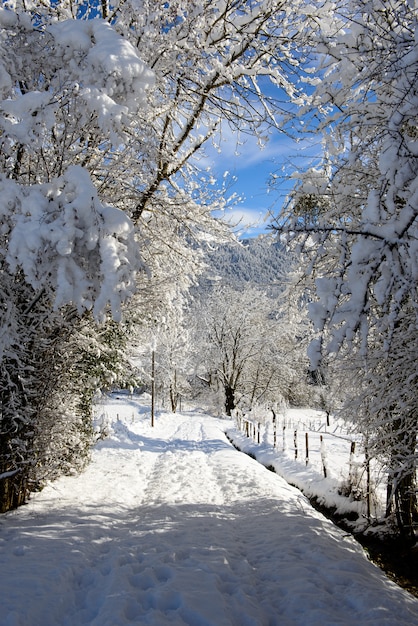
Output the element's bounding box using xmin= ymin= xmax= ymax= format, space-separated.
xmin=199 ymin=233 xmax=290 ymax=293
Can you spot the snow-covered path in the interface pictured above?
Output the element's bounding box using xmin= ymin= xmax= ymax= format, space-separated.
xmin=1 ymin=397 xmax=418 ymax=625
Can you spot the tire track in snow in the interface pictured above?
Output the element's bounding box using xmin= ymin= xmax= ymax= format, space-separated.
xmin=61 ymin=415 xmax=266 ymax=625
xmin=140 ymin=415 xmax=229 ymax=508
xmin=3 ymin=407 xmax=418 ymax=626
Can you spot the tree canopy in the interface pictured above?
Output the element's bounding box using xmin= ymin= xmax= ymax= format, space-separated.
xmin=274 ymin=0 xmax=418 ymax=536
xmin=0 ymin=0 xmax=316 ymax=512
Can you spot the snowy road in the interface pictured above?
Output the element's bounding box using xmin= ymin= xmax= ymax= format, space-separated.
xmin=1 ymin=397 xmax=418 ymax=625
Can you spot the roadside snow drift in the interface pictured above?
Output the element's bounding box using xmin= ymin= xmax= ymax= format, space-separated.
xmin=1 ymin=394 xmax=417 ymax=625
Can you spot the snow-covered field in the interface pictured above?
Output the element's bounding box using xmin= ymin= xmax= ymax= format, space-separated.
xmin=227 ymin=407 xmax=381 ymax=523
xmin=1 ymin=393 xmax=418 ymax=626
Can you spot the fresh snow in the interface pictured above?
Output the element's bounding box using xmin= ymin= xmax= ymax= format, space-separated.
xmin=1 ymin=393 xmax=418 ymax=626
xmin=227 ymin=407 xmax=378 ymax=521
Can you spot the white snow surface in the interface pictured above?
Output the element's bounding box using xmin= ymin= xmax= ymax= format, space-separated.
xmin=1 ymin=394 xmax=418 ymax=626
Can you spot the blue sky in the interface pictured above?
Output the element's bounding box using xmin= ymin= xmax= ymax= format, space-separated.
xmin=207 ymin=126 xmax=303 ymax=238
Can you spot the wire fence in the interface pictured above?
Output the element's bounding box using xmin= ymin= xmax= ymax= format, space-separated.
xmin=234 ymin=407 xmax=378 ymax=519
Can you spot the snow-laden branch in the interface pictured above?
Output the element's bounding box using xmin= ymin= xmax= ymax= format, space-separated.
xmin=5 ymin=166 xmax=141 ymax=320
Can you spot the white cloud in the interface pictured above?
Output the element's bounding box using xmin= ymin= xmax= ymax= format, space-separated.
xmin=215 ymin=204 xmax=272 ymax=238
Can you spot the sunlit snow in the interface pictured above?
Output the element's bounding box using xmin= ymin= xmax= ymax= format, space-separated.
xmin=1 ymin=393 xmax=417 ymax=625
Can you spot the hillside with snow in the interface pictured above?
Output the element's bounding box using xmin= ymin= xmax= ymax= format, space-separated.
xmin=1 ymin=393 xmax=417 ymax=626
xmin=198 ymin=234 xmax=290 ymax=293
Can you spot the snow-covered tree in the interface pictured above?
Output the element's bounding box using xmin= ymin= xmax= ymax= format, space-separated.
xmin=192 ymin=286 xmax=308 ymax=415
xmin=0 ymin=8 xmax=156 ymax=510
xmin=1 ymin=1 xmax=322 ymax=510
xmin=274 ymin=0 xmax=418 ymax=535
xmin=130 ymin=301 xmax=193 ymax=413
xmin=0 ymin=12 xmax=153 ymax=315
xmin=0 ymin=268 xmax=143 ymax=511
xmin=155 ymin=323 xmax=193 ymax=413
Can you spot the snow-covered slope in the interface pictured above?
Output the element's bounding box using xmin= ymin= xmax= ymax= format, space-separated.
xmin=1 ymin=394 xmax=417 ymax=625
xmin=198 ymin=234 xmax=290 ymax=293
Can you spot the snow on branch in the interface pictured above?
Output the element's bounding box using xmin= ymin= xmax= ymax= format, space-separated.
xmin=5 ymin=166 xmax=141 ymax=320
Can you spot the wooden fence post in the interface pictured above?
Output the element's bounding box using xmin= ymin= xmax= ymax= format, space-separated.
xmin=294 ymin=430 xmax=298 ymax=460
xmin=349 ymin=441 xmax=356 ymax=483
xmin=272 ymin=409 xmax=277 ymax=449
xmin=320 ymin=435 xmax=327 ymax=478
xmin=305 ymin=432 xmax=309 ymax=466
xmin=365 ymin=443 xmax=371 ymax=521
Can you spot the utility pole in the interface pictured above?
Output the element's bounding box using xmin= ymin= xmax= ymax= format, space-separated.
xmin=151 ymin=349 xmax=155 ymax=427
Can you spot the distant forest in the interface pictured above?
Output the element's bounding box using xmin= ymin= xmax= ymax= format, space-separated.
xmin=199 ymin=235 xmax=291 ymax=293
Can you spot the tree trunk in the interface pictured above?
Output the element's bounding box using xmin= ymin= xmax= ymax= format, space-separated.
xmin=394 ymin=471 xmax=417 ymax=537
xmin=0 ymin=470 xmax=29 ymax=514
xmin=151 ymin=349 xmax=155 ymax=427
xmin=0 ymin=363 xmax=33 ymax=513
xmin=224 ymin=385 xmax=235 ymax=416
xmin=385 ymin=416 xmax=418 ymax=537
xmin=169 ymin=370 xmax=178 ymax=413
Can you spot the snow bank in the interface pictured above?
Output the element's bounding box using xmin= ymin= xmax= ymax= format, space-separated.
xmin=0 ymin=395 xmax=417 ymax=625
